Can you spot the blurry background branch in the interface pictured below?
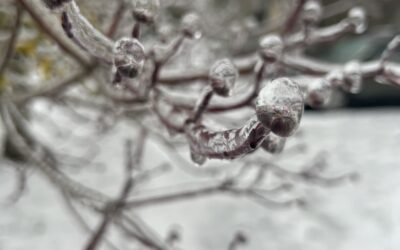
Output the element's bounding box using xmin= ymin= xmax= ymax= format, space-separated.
xmin=0 ymin=0 xmax=399 ymax=249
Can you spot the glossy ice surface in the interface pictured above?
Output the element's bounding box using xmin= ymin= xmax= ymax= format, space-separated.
xmin=256 ymin=78 xmax=304 ymax=137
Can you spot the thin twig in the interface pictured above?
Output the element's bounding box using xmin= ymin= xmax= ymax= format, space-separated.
xmin=0 ymin=4 xmax=22 ymax=77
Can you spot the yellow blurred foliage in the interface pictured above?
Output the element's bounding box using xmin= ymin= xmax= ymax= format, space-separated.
xmin=38 ymin=56 xmax=52 ymax=80
xmin=15 ymin=38 xmax=38 ymax=56
xmin=0 ymin=74 xmax=8 ymax=91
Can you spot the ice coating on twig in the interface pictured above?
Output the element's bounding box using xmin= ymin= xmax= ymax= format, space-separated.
xmin=113 ymin=37 xmax=145 ymax=78
xmin=60 ymin=1 xmax=114 ymax=63
xmin=186 ymin=117 xmax=269 ymax=165
xmin=209 ymin=59 xmax=239 ymax=97
xmin=380 ymin=35 xmax=400 ymax=64
xmin=256 ymin=78 xmax=304 ymax=137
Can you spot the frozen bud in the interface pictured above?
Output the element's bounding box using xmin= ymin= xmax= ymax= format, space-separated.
xmin=347 ymin=7 xmax=367 ymax=34
xmin=302 ymin=0 xmax=323 ymax=24
xmin=343 ymin=61 xmax=363 ymax=94
xmin=181 ymin=13 xmax=202 ymax=39
xmin=131 ymin=0 xmax=160 ymax=23
xmin=256 ymin=78 xmax=304 ymax=137
xmin=259 ymin=34 xmax=283 ymax=62
xmin=113 ymin=37 xmax=145 ymax=78
xmin=306 ymin=78 xmax=332 ymax=108
xmin=261 ymin=133 xmax=286 ymax=154
xmin=209 ymin=59 xmax=238 ymax=97
xmin=43 ymin=0 xmax=71 ymax=10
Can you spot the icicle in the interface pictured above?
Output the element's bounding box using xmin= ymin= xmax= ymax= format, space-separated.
xmin=190 ymin=148 xmax=207 ymax=166
xmin=261 ymin=133 xmax=286 ymax=154
xmin=326 ymin=69 xmax=344 ymax=87
xmin=209 ymin=59 xmax=239 ymax=97
xmin=256 ymin=78 xmax=304 ymax=137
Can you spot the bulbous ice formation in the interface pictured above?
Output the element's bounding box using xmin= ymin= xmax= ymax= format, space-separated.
xmin=343 ymin=60 xmax=363 ymax=94
xmin=347 ymin=7 xmax=367 ymax=34
xmin=259 ymin=34 xmax=284 ymax=62
xmin=306 ymin=78 xmax=332 ymax=108
xmin=130 ymin=0 xmax=160 ymax=22
xmin=209 ymin=59 xmax=239 ymax=97
xmin=113 ymin=37 xmax=145 ymax=78
xmin=256 ymin=78 xmax=304 ymax=137
xmin=302 ymin=0 xmax=323 ymax=25
xmin=181 ymin=13 xmax=202 ymax=39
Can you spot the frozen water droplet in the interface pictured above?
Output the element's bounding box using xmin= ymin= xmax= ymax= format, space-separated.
xmin=306 ymin=78 xmax=332 ymax=108
xmin=190 ymin=149 xmax=206 ymax=166
xmin=256 ymin=78 xmax=304 ymax=137
xmin=209 ymin=59 xmax=238 ymax=97
xmin=302 ymin=0 xmax=322 ymax=24
xmin=181 ymin=13 xmax=202 ymax=39
xmin=130 ymin=0 xmax=160 ymax=22
xmin=343 ymin=61 xmax=363 ymax=94
xmin=261 ymin=133 xmax=286 ymax=154
xmin=259 ymin=34 xmax=283 ymax=62
xmin=192 ymin=31 xmax=203 ymax=40
xmin=348 ymin=7 xmax=367 ymax=34
xmin=113 ymin=37 xmax=145 ymax=78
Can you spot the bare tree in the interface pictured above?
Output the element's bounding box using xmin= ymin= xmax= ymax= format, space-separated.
xmin=0 ymin=0 xmax=399 ymax=249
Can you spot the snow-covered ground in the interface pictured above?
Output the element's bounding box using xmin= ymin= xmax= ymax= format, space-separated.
xmin=1 ymin=108 xmax=400 ymax=250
